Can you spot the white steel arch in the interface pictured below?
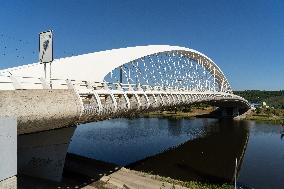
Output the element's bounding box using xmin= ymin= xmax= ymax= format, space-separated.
xmin=0 ymin=45 xmax=231 ymax=92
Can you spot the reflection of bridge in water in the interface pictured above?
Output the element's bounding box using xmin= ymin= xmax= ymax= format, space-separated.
xmin=0 ymin=45 xmax=251 ymax=182
xmin=128 ymin=119 xmax=250 ymax=183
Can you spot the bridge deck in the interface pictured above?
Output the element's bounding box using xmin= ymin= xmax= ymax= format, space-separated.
xmin=0 ymin=75 xmax=250 ymax=134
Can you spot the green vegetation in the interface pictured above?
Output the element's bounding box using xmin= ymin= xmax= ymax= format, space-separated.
xmin=158 ymin=177 xmax=234 ymax=189
xmin=138 ymin=170 xmax=235 ymax=189
xmin=234 ymin=90 xmax=284 ymax=123
xmin=143 ymin=106 xmax=214 ymax=119
xmin=245 ymin=108 xmax=284 ymax=124
xmin=234 ymin=90 xmax=284 ymax=109
xmin=92 ymin=181 xmax=110 ymax=189
xmin=96 ymin=170 xmax=235 ymax=189
xmin=143 ymin=91 xmax=284 ymax=124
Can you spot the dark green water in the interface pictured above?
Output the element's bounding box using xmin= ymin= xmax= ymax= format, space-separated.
xmin=69 ymin=118 xmax=284 ymax=189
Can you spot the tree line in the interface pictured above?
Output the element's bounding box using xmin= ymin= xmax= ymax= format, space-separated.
xmin=234 ymin=90 xmax=284 ymax=109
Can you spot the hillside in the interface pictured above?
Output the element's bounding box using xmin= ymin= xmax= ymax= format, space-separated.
xmin=234 ymin=90 xmax=284 ymax=109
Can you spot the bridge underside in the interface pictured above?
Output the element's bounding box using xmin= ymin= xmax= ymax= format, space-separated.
xmin=80 ymin=93 xmax=248 ymax=122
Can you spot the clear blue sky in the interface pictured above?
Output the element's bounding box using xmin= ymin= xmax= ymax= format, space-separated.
xmin=0 ymin=0 xmax=283 ymax=90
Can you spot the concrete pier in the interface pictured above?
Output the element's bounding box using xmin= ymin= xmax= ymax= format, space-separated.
xmin=221 ymin=107 xmax=240 ymax=118
xmin=18 ymin=126 xmax=77 ymax=182
xmin=0 ymin=118 xmax=17 ymax=189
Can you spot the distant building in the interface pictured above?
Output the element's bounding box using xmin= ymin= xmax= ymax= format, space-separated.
xmin=250 ymin=103 xmax=261 ymax=109
xmin=262 ymin=102 xmax=269 ymax=109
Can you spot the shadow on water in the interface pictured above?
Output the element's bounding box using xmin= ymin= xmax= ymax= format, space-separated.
xmin=127 ymin=119 xmax=250 ymax=184
xmin=167 ymin=118 xmax=183 ymax=136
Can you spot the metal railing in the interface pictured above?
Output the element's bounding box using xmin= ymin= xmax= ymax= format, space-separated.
xmin=0 ymin=74 xmax=250 ymax=107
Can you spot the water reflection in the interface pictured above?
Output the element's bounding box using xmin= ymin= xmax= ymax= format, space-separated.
xmin=167 ymin=119 xmax=183 ymax=136
xmin=127 ymin=119 xmax=250 ymax=183
xmin=69 ymin=118 xmax=213 ymax=165
xmin=281 ymin=131 xmax=284 ymax=140
xmin=69 ymin=118 xmax=250 ymax=183
xmin=69 ymin=118 xmax=284 ymax=189
xmin=237 ymin=122 xmax=284 ymax=189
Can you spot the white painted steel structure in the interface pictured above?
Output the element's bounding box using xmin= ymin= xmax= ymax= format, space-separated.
xmin=0 ymin=45 xmax=231 ymax=91
xmin=0 ymin=45 xmax=250 ymax=122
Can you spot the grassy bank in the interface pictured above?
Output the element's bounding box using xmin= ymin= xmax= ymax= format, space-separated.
xmin=244 ymin=108 xmax=284 ymax=124
xmin=97 ymin=171 xmax=235 ymax=189
xmin=143 ymin=107 xmax=214 ymax=119
xmin=143 ymin=106 xmax=284 ymax=125
xmin=129 ymin=170 xmax=235 ymax=189
xmin=159 ymin=178 xmax=234 ymax=189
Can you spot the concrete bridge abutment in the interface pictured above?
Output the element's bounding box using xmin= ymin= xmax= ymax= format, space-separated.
xmin=0 ymin=118 xmax=17 ymax=189
xmin=18 ymin=126 xmax=77 ymax=182
xmin=221 ymin=107 xmax=240 ymax=118
xmin=0 ymin=89 xmax=82 ymax=182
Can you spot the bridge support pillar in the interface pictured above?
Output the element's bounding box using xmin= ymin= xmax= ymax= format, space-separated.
xmin=221 ymin=107 xmax=240 ymax=118
xmin=0 ymin=117 xmax=17 ymax=189
xmin=18 ymin=126 xmax=77 ymax=182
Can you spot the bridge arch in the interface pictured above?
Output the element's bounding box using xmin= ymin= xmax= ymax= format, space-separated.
xmin=0 ymin=45 xmax=231 ymax=93
xmin=0 ymin=44 xmax=251 ymax=125
xmin=103 ymin=48 xmax=232 ymax=93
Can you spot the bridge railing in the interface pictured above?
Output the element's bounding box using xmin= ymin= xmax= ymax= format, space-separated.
xmin=0 ymin=74 xmax=251 ymax=122
xmin=0 ymin=74 xmax=249 ymax=105
xmin=0 ymin=75 xmax=45 ymax=90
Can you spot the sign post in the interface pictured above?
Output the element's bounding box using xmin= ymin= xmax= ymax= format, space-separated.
xmin=119 ymin=66 xmax=123 ymax=83
xmin=39 ymin=30 xmax=53 ymax=88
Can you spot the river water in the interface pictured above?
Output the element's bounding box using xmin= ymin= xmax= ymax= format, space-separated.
xmin=68 ymin=118 xmax=284 ymax=189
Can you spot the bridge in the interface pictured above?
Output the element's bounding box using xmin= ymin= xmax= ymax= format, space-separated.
xmin=0 ymin=45 xmax=250 ymax=183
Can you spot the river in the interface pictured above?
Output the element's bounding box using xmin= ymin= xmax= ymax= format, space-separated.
xmin=68 ymin=118 xmax=284 ymax=189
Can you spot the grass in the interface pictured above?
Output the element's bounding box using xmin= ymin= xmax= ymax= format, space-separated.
xmin=143 ymin=106 xmax=284 ymax=125
xmin=244 ymin=108 xmax=284 ymax=124
xmin=143 ymin=107 xmax=214 ymax=120
xmin=159 ymin=177 xmax=235 ymax=189
xmin=134 ymin=170 xmax=235 ymax=189
xmin=90 ymin=180 xmax=111 ymax=189
xmin=95 ymin=173 xmax=235 ymax=189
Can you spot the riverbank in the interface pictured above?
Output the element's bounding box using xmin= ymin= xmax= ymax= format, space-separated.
xmin=18 ymin=153 xmax=234 ymax=189
xmin=67 ymin=153 xmax=234 ymax=189
xmin=143 ymin=106 xmax=284 ymax=124
xmin=143 ymin=107 xmax=215 ymax=119
xmin=101 ymin=168 xmax=235 ymax=189
xmin=242 ymin=108 xmax=284 ymax=124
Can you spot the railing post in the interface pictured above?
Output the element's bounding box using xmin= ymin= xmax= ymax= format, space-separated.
xmin=10 ymin=76 xmax=22 ymax=90
xmin=66 ymin=79 xmax=84 ymax=118
xmin=40 ymin=77 xmax=51 ymax=89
